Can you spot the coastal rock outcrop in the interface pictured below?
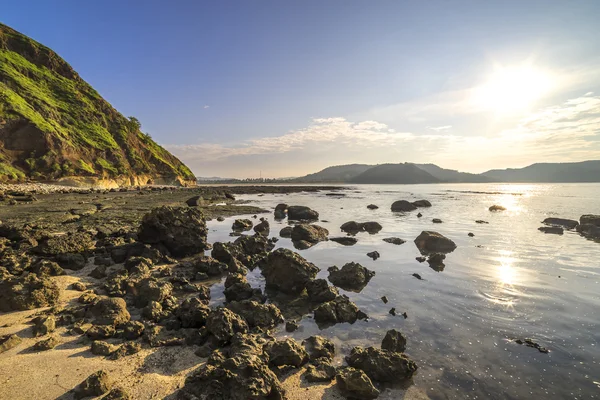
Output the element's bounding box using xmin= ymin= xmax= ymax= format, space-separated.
xmin=346 ymin=346 xmax=418 ymax=382
xmin=391 ymin=200 xmax=417 ymax=212
xmin=414 ymin=231 xmax=457 ymax=254
xmin=328 ymin=262 xmax=375 ymax=292
xmin=287 ymin=206 xmax=319 ymax=221
xmin=290 ymin=224 xmax=329 ymax=249
xmin=262 ymin=248 xmax=319 ymax=294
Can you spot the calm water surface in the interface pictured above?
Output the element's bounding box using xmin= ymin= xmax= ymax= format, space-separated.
xmin=206 ymin=183 xmax=600 ymax=399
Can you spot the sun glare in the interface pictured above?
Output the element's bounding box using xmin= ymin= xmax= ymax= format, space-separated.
xmin=473 ymin=64 xmax=552 ymax=113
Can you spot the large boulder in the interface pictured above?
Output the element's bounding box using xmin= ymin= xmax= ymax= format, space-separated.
xmin=138 ymin=206 xmax=208 ymax=257
xmin=274 ymin=203 xmax=288 ymax=220
xmin=336 ymin=367 xmax=380 ymax=400
xmin=35 ymin=232 xmax=94 ymax=256
xmin=0 ymin=273 xmax=61 ymax=312
xmin=381 ymin=329 xmax=407 ymax=353
xmin=253 ymin=220 xmax=270 ymax=236
xmin=412 ymin=199 xmax=432 ymax=207
xmin=313 ymin=295 xmax=363 ymax=325
xmin=262 ymin=248 xmax=319 ymax=294
xmin=414 ymin=231 xmax=457 ymax=255
xmin=303 ymin=335 xmax=335 ymax=360
xmin=205 ymin=308 xmax=249 ymax=342
xmin=88 ymin=297 xmax=130 ymax=326
xmin=580 ymin=215 xmax=600 ymax=226
xmin=306 ymin=279 xmax=339 ymax=304
xmin=211 ymin=242 xmax=244 ymax=264
xmin=287 ymin=206 xmax=319 ymax=221
xmin=391 ymin=200 xmax=417 ymax=212
xmin=177 ymin=298 xmax=211 ymax=328
xmin=291 ymin=224 xmax=329 ymax=249
xmin=234 ymin=234 xmax=275 ymax=255
xmin=179 ymin=333 xmax=285 ymax=400
xmin=279 ymin=226 xmax=293 ymax=238
xmin=346 ymin=346 xmax=418 ymax=382
xmin=186 ymin=195 xmax=204 ymax=207
xmin=577 ymin=223 xmax=600 ymax=239
xmin=226 ymin=300 xmax=284 ymax=329
xmin=304 ymin=358 xmax=336 ymax=383
xmin=542 ymin=218 xmax=579 ymax=230
xmin=328 ymin=262 xmax=375 ymax=292
xmin=134 ymin=279 xmax=173 ymax=307
xmin=266 ymin=338 xmax=308 ymax=367
xmin=232 ymin=219 xmax=253 ymax=232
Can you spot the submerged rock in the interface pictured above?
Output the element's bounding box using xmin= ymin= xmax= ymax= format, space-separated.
xmin=382 ymin=237 xmax=405 ymax=245
xmin=366 ymin=251 xmax=380 ymax=260
xmin=489 ymin=205 xmax=506 ymax=212
xmin=346 ymin=346 xmax=418 ymax=382
xmin=287 ymin=206 xmax=319 ymax=221
xmin=330 ymin=237 xmax=358 ymax=246
xmin=391 ymin=200 xmax=417 ymax=212
xmin=538 ymin=226 xmax=564 ymax=235
xmin=262 ymin=248 xmax=319 ymax=294
xmin=328 ymin=262 xmax=375 ymax=292
xmin=412 ymin=199 xmax=432 ymax=207
xmin=427 ymin=253 xmax=446 ymax=271
xmin=279 ymin=226 xmax=293 ymax=238
xmin=303 ymin=335 xmax=335 ymax=360
xmin=274 ymin=203 xmax=288 ymax=220
xmin=414 ymin=231 xmax=457 ymax=255
xmin=543 ymin=217 xmax=579 ymax=230
xmin=336 ymin=367 xmax=380 ymax=400
xmin=306 ymin=279 xmax=339 ymax=304
xmin=313 ymin=295 xmax=363 ymax=325
xmin=138 ymin=206 xmax=208 ymax=257
xmin=291 ymin=224 xmax=329 ymax=248
xmin=367 ymin=204 xmax=379 ymax=210
xmin=340 ymin=221 xmax=382 ymax=235
xmin=232 ymin=218 xmax=253 ymax=232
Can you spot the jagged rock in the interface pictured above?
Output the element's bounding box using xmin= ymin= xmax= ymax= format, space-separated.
xmin=366 ymin=251 xmax=380 ymax=260
xmin=253 ymin=220 xmax=270 ymax=236
xmin=91 ymin=340 xmax=118 ymax=356
xmin=285 ymin=320 xmax=299 ymax=332
xmin=31 ymin=260 xmax=64 ymax=276
xmin=33 ymin=335 xmax=60 ymax=351
xmin=110 ymin=342 xmax=142 ymax=360
xmin=206 ymin=308 xmax=249 ymax=342
xmin=35 ymin=232 xmax=94 ymax=256
xmin=287 ymin=205 xmax=319 ymax=221
xmin=177 ymin=298 xmax=211 ymax=328
xmin=414 ymin=231 xmax=457 ymax=255
xmin=279 ymin=226 xmax=293 ymax=238
xmin=381 ymin=329 xmax=407 ymax=353
xmin=142 ymin=301 xmax=167 ymax=322
xmin=0 ymin=273 xmax=61 ymax=312
xmin=32 ymin=315 xmax=56 ymax=337
xmin=0 ymin=334 xmax=22 ymax=354
xmin=313 ymin=295 xmax=362 ymax=325
xmin=328 ymin=262 xmax=375 ymax=292
xmin=232 ymin=219 xmax=253 ymax=232
xmin=104 ymin=387 xmax=131 ymax=400
xmin=86 ymin=325 xmax=116 ymax=340
xmin=427 ymin=253 xmax=446 ymax=271
xmin=74 ymin=370 xmax=113 ymax=399
xmin=304 ymin=358 xmax=336 ymax=382
xmin=124 ymin=257 xmax=154 ymax=274
xmin=330 ymin=237 xmax=357 ymax=246
xmin=412 ymin=199 xmax=432 ymax=207
xmin=226 ymin=300 xmax=284 ymax=329
xmin=266 ymin=338 xmax=308 ymax=367
xmin=189 ymin=255 xmax=227 ymax=276
xmin=211 ymin=242 xmax=244 ymax=264
xmin=303 ymin=335 xmax=335 ymax=360
xmin=122 ymin=321 xmax=145 ymax=340
xmin=539 ymin=226 xmax=564 ymax=235
xmin=138 ymin=206 xmax=208 ymax=257
xmin=391 ymin=200 xmax=417 ymax=212
xmin=346 ymin=346 xmax=418 ymax=382
xmin=224 ymin=281 xmax=259 ymax=302
xmin=382 ymin=237 xmax=405 ymax=245
xmin=134 ymin=278 xmax=173 ymax=307
xmin=489 ymin=205 xmax=506 ymax=211
xmin=580 ymin=214 xmax=600 ymax=226
xmin=234 ymin=234 xmax=275 ymax=255
xmin=336 ymin=367 xmax=380 ymax=400
xmin=89 ymin=297 xmax=130 ymax=326
xmin=186 ymin=195 xmax=203 ymax=207
xmin=291 ymin=224 xmax=329 ymax=248
xmin=542 ymin=217 xmax=579 ymax=230
xmin=262 ymin=248 xmax=319 ymax=294
xmin=306 ymin=279 xmax=339 ymax=303
xmin=89 ymin=265 xmax=107 ymax=279
xmin=179 ymin=333 xmax=285 ymax=400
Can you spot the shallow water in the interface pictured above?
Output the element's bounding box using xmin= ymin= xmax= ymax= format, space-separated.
xmin=206 ymin=183 xmax=600 ymax=399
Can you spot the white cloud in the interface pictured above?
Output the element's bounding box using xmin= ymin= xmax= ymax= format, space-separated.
xmin=203 ymin=105 xmax=210 ymax=109
xmin=427 ymin=125 xmax=452 ymax=132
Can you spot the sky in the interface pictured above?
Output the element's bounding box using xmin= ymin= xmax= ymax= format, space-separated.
xmin=2 ymin=0 xmax=600 ymax=178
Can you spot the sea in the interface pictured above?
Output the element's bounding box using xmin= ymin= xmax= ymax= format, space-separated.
xmin=205 ymin=183 xmax=600 ymax=400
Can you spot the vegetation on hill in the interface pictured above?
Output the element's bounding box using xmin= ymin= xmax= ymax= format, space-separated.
xmin=482 ymin=160 xmax=600 ymax=182
xmin=350 ymin=163 xmax=441 ymax=184
xmin=0 ymin=23 xmax=195 ymax=185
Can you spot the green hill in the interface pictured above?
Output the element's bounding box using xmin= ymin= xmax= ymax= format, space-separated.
xmin=0 ymin=23 xmax=195 ymax=186
xmin=350 ymin=163 xmax=441 ymax=184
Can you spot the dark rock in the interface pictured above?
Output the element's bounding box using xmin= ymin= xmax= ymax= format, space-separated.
xmin=538 ymin=226 xmax=564 ymax=235
xmin=227 ymin=300 xmax=284 ymax=329
xmin=303 ymin=335 xmax=335 ymax=360
xmin=314 ymin=295 xmax=362 ymax=325
xmin=542 ymin=217 xmax=579 ymax=230
xmin=346 ymin=346 xmax=418 ymax=382
xmin=330 ymin=236 xmax=358 ymax=246
xmin=71 ymin=283 xmax=87 ymax=292
xmin=382 ymin=237 xmax=405 ymax=245
xmin=186 ymin=195 xmax=203 ymax=207
xmin=381 ymin=329 xmax=407 ymax=353
xmin=134 ymin=278 xmax=173 ymax=308
xmin=366 ymin=251 xmax=380 ymax=260
xmin=142 ymin=301 xmax=167 ymax=322
xmin=89 ymin=265 xmax=107 ymax=279
xmin=417 ymin=212 xmax=422 ymax=218
xmin=489 ymin=205 xmax=506 ymax=211
xmin=253 ymin=220 xmax=270 ymax=236
xmin=234 ymin=234 xmax=275 ymax=255
xmin=580 ymin=214 xmax=600 ymax=226
xmin=262 ymin=248 xmax=319 ymax=295
xmin=336 ymin=367 xmax=380 ymax=400
xmin=266 ymin=338 xmax=308 ymax=367
xmin=367 ymin=204 xmax=379 ymax=210
xmin=216 ymin=216 xmax=225 ymax=222
xmin=0 ymin=274 xmax=61 ymax=312
xmin=274 ymin=203 xmax=288 ymax=219
xmin=86 ymin=325 xmax=116 ymax=340
xmin=138 ymin=206 xmax=208 ymax=257
xmin=279 ymin=226 xmax=293 ymax=238
xmin=427 ymin=253 xmax=446 ymax=271
xmin=31 ymin=260 xmax=64 ymax=277
xmin=468 ymin=232 xmax=475 ymax=237
xmin=32 ymin=316 xmax=56 ymax=337
xmin=178 ymin=298 xmax=211 ymax=328
xmin=414 ymin=231 xmax=457 ymax=254
xmin=104 ymin=387 xmax=131 ymax=400
xmin=211 ymin=242 xmax=243 ymax=264
xmin=285 ymin=320 xmax=299 ymax=332
xmin=33 ymin=335 xmax=60 ymax=351
xmin=124 ymin=257 xmax=154 ymax=274
xmin=340 ymin=221 xmax=362 ymax=235
xmin=0 ymin=334 xmax=22 ymax=354
xmin=362 ymin=222 xmax=382 ymax=234
xmin=432 ymin=218 xmax=443 ymax=223
xmin=476 ymin=220 xmax=489 ymax=224
xmin=388 ymin=308 xmax=396 ymax=316
xmin=412 ymin=199 xmax=432 ymax=207
xmin=304 ymin=358 xmax=336 ymax=382
xmin=328 ymin=262 xmax=375 ymax=292
xmin=206 ymin=308 xmax=249 ymax=342
xmin=35 ymin=232 xmax=94 ymax=256
xmin=224 ymin=281 xmax=258 ymax=302
xmin=577 ymin=223 xmax=600 ymax=239
xmin=56 ymin=253 xmax=87 ymax=270
xmin=291 ymin=224 xmax=329 ymax=248
xmin=122 ymin=321 xmax=145 ymax=340
xmin=89 ymin=297 xmax=130 ymax=326
xmin=415 ymin=256 xmax=426 ymax=263
xmin=514 ymin=338 xmax=549 ymax=354
xmin=380 ymin=296 xmax=388 ymax=304
xmin=412 ymin=273 xmax=422 ymax=280
xmin=110 ymin=342 xmax=142 ymax=360
xmin=288 ymin=205 xmax=319 ymax=221
xmin=306 ymin=279 xmax=339 ymax=304
xmin=91 ymin=340 xmax=117 ymax=356
xmin=190 ymin=255 xmax=227 ymax=276
xmin=391 ymin=200 xmax=417 ymax=212
xmin=74 ymin=370 xmax=113 ymax=399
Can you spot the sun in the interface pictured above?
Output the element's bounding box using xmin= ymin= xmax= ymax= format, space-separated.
xmin=472 ymin=64 xmax=552 ymax=113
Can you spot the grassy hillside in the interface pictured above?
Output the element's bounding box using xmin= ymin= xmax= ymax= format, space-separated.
xmin=0 ymin=23 xmax=195 ymax=185
xmin=350 ymin=163 xmax=441 ymax=184
xmin=293 ymin=164 xmax=373 ymax=182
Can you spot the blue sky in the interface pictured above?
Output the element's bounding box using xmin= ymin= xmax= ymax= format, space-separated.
xmin=3 ymin=1 xmax=600 ymax=177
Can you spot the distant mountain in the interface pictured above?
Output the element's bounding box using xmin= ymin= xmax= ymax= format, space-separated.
xmin=350 ymin=163 xmax=441 ymax=184
xmin=196 ymin=176 xmax=233 ymax=181
xmin=482 ymin=160 xmax=600 ymax=182
xmin=294 ymin=164 xmax=372 ymax=183
xmin=415 ymin=163 xmax=494 ymax=183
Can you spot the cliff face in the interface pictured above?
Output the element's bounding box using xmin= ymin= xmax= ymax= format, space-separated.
xmin=0 ymin=23 xmax=196 ymax=187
